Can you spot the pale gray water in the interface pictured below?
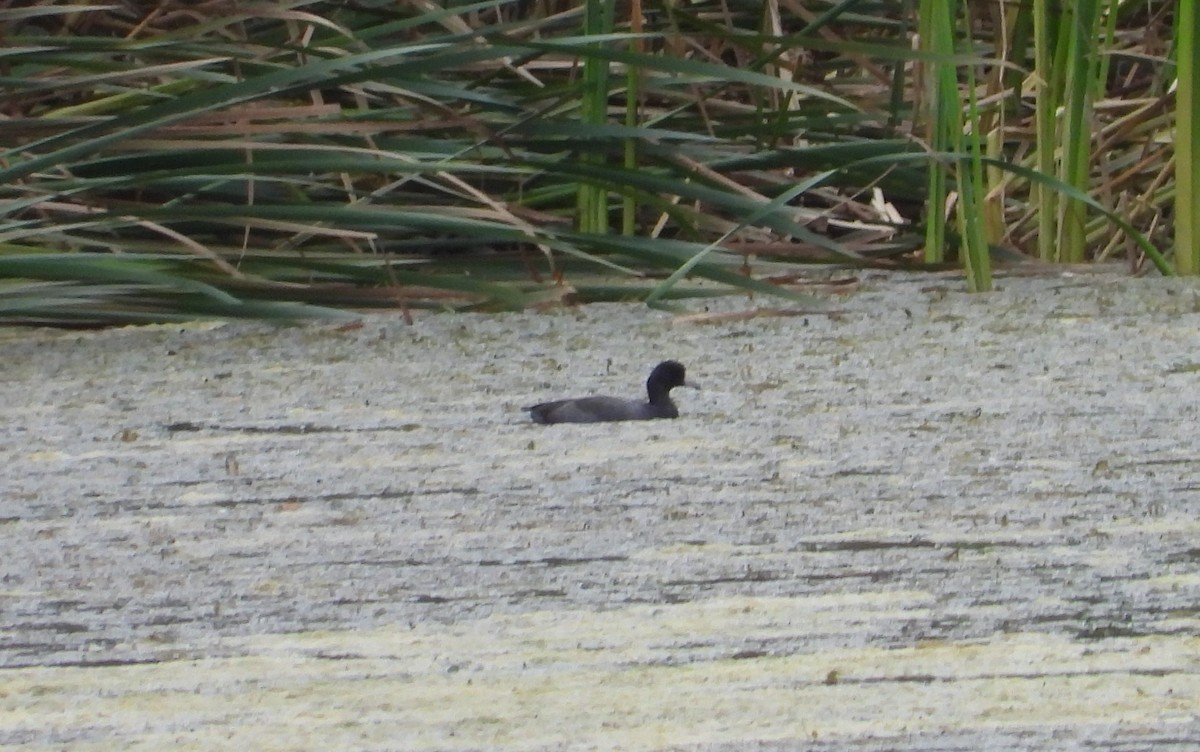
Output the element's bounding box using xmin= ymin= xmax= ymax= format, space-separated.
xmin=2 ymin=269 xmax=1199 ymax=750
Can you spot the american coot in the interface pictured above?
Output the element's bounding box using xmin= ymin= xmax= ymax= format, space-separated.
xmin=525 ymin=360 xmax=699 ymax=424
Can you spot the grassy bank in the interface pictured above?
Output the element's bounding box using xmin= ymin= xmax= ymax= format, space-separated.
xmin=0 ymin=1 xmax=1178 ymax=323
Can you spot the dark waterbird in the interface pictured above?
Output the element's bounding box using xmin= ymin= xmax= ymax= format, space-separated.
xmin=525 ymin=360 xmax=699 ymax=424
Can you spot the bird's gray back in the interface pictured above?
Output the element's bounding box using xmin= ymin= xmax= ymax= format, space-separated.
xmin=527 ymin=396 xmax=676 ymax=424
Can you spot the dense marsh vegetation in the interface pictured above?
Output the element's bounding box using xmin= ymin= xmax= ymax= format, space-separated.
xmin=0 ymin=1 xmax=1182 ymax=323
